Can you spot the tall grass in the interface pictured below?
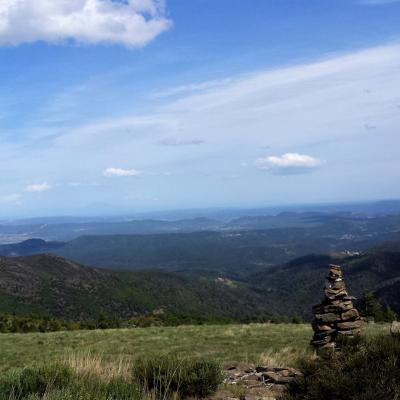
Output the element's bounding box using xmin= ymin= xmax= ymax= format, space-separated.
xmin=64 ymin=352 xmax=132 ymax=383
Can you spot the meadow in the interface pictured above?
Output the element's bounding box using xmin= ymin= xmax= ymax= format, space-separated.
xmin=0 ymin=323 xmax=388 ymax=372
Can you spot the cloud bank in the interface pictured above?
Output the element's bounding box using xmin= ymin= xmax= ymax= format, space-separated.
xmin=256 ymin=153 xmax=325 ymax=175
xmin=104 ymin=167 xmax=140 ymax=177
xmin=0 ymin=0 xmax=171 ymax=47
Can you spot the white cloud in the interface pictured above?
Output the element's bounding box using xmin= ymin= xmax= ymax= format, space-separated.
xmin=0 ymin=0 xmax=171 ymax=47
xmin=256 ymin=153 xmax=325 ymax=175
xmin=25 ymin=183 xmax=51 ymax=192
xmin=104 ymin=167 xmax=140 ymax=177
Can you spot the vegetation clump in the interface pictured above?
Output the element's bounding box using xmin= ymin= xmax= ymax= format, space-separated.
xmin=0 ymin=354 xmax=222 ymax=399
xmin=281 ymin=334 xmax=400 ymax=400
xmin=0 ymin=363 xmax=141 ymax=400
xmin=133 ymin=356 xmax=224 ymax=399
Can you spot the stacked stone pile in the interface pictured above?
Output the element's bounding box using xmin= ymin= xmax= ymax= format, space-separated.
xmin=311 ymin=264 xmax=363 ymax=350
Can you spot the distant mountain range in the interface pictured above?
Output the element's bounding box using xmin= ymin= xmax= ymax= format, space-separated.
xmin=1 ymin=213 xmax=399 ymax=275
xmin=1 ymin=200 xmax=400 ymax=243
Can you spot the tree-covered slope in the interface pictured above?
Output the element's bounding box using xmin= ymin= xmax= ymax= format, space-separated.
xmin=0 ymin=254 xmax=266 ymax=322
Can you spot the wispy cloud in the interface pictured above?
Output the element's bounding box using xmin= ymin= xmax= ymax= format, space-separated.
xmin=0 ymin=0 xmax=171 ymax=47
xmin=256 ymin=153 xmax=325 ymax=175
xmin=156 ymin=138 xmax=205 ymax=146
xmin=3 ymin=42 xmax=400 ymax=209
xmin=25 ymin=183 xmax=51 ymax=192
xmin=103 ymin=167 xmax=140 ymax=177
xmin=151 ymin=78 xmax=233 ymax=99
xmin=358 ymin=0 xmax=400 ymax=4
xmin=0 ymin=194 xmax=21 ymax=204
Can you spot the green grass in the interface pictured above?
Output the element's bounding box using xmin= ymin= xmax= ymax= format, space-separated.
xmin=0 ymin=323 xmax=389 ymax=373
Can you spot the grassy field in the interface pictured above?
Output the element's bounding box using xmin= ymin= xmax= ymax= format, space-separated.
xmin=0 ymin=323 xmax=389 ymax=372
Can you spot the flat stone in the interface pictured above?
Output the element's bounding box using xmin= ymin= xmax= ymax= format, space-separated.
xmin=311 ymin=335 xmax=332 ymax=346
xmin=311 ymin=319 xmax=334 ymax=332
xmin=341 ymin=309 xmax=360 ymax=321
xmin=337 ymin=320 xmax=363 ymax=330
xmin=337 ymin=329 xmax=361 ymax=336
xmin=330 ymin=300 xmax=353 ymax=310
xmin=313 ymin=330 xmax=335 ymax=340
xmin=342 ymin=296 xmax=356 ymax=301
xmin=315 ymin=312 xmax=341 ymax=323
xmin=313 ymin=304 xmax=343 ymax=314
xmin=262 ymin=371 xmax=292 ymax=384
xmin=324 ymin=289 xmax=348 ymax=300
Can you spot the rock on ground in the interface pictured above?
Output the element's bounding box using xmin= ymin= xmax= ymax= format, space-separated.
xmin=207 ymin=362 xmax=300 ymax=400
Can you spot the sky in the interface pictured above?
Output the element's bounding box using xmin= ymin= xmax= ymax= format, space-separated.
xmin=1 ymin=0 xmax=400 ymax=217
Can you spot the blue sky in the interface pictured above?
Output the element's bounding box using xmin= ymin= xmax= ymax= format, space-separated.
xmin=1 ymin=0 xmax=400 ymax=216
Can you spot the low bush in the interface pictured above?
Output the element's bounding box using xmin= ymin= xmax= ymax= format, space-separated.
xmin=133 ymin=356 xmax=223 ymax=399
xmin=0 ymin=364 xmax=73 ymax=399
xmin=281 ymin=334 xmax=400 ymax=400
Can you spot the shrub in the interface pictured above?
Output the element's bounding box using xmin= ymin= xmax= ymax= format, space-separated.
xmin=280 ymin=334 xmax=400 ymax=400
xmin=0 ymin=364 xmax=141 ymax=400
xmin=0 ymin=364 xmax=73 ymax=399
xmin=133 ymin=356 xmax=223 ymax=399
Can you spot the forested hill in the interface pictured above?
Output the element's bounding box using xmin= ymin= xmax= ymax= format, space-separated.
xmin=0 ymin=254 xmax=267 ymax=323
xmin=1 ymin=244 xmax=400 ymax=322
xmin=247 ymin=243 xmax=400 ymax=317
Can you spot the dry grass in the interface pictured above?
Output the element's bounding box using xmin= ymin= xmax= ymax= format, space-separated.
xmin=64 ymin=352 xmax=132 ymax=383
xmin=258 ymin=346 xmax=317 ymax=368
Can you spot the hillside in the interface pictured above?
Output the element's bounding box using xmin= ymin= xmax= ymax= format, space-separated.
xmin=248 ymin=244 xmax=400 ymax=318
xmin=0 ymin=239 xmax=64 ymax=256
xmin=0 ymin=254 xmax=267 ymax=322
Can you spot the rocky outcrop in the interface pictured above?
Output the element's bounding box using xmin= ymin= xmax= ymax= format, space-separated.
xmin=208 ymin=362 xmax=301 ymax=400
xmin=311 ymin=264 xmax=363 ymax=352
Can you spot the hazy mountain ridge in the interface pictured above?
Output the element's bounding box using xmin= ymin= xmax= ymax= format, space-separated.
xmin=3 ymin=203 xmax=400 ymax=243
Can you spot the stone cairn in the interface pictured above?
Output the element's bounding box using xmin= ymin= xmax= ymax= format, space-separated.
xmin=311 ymin=264 xmax=363 ymax=352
